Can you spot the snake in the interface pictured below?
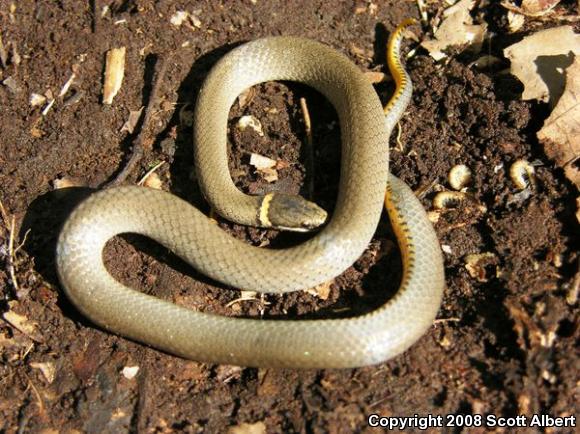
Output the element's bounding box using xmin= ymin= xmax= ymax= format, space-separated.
xmin=56 ymin=20 xmax=444 ymax=369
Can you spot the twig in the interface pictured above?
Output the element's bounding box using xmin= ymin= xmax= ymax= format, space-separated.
xmin=91 ymin=0 xmax=99 ymax=33
xmin=8 ymin=215 xmax=20 ymax=292
xmin=416 ymin=0 xmax=428 ymax=25
xmin=1 ymin=199 xmax=22 ymax=294
xmin=134 ymin=351 xmax=150 ymax=433
xmin=0 ymin=198 xmax=9 ymax=226
xmin=22 ymin=372 xmax=45 ymax=416
xmin=225 ymin=296 xmax=260 ymax=308
xmin=566 ymin=258 xmax=579 ymax=305
xmin=14 ymin=229 xmax=30 ymax=254
xmin=299 ymin=97 xmax=315 ymax=199
xmin=105 ymin=53 xmax=170 ymax=187
xmin=414 ymin=179 xmax=437 ymax=199
xmin=137 ymin=161 xmax=166 ymax=186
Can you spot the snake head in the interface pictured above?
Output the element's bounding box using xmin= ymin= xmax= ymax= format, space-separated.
xmin=259 ymin=193 xmax=327 ymax=232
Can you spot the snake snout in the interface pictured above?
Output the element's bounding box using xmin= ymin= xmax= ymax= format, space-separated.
xmin=264 ymin=193 xmax=327 ymax=232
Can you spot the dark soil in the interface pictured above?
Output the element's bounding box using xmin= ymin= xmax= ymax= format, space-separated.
xmin=1 ymin=1 xmax=578 ymax=433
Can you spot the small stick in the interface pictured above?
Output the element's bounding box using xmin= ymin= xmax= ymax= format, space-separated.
xmin=434 ymin=317 xmax=461 ymax=324
xmin=22 ymin=372 xmax=45 ymax=416
xmin=416 ymin=0 xmax=428 ymax=25
xmin=414 ymin=179 xmax=437 ymax=199
xmin=225 ymin=296 xmax=260 ymax=308
xmin=7 ymin=216 xmax=20 ymax=292
xmin=105 ymin=54 xmax=170 ymax=188
xmin=91 ymin=0 xmax=99 ymax=33
xmin=299 ymin=97 xmax=315 ymax=199
xmin=137 ymin=160 xmax=166 ymax=186
xmin=0 ymin=200 xmax=23 ymax=294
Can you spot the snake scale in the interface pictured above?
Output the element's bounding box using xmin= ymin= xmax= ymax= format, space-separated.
xmin=56 ymin=21 xmax=445 ymax=368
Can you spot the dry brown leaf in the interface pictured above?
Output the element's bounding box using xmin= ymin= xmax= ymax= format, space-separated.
xmin=507 ymin=10 xmax=525 ymax=33
xmin=2 ymin=76 xmax=22 ymax=94
xmin=305 ymin=280 xmax=332 ymax=300
xmin=537 ymin=56 xmax=580 ymax=194
xmin=420 ymin=0 xmax=487 ymax=61
xmin=29 ymin=93 xmax=47 ymax=107
xmin=503 ymin=0 xmax=562 ymax=16
xmin=30 ymin=361 xmax=56 ymax=383
xmin=0 ymin=333 xmax=25 ymax=349
xmin=238 ymin=87 xmax=255 ymax=108
xmin=260 ymin=167 xmax=278 ymax=183
xmin=122 ymin=365 xmax=139 ymax=379
xmin=120 ymin=107 xmax=144 ymax=134
xmin=170 ymin=10 xmax=201 ymax=29
xmin=522 ymin=0 xmax=561 ymax=15
xmin=142 ymin=171 xmax=164 ymax=189
xmin=504 ymin=26 xmax=580 ymax=104
xmin=464 ymin=252 xmax=498 ymax=282
xmin=2 ymin=306 xmax=43 ymax=342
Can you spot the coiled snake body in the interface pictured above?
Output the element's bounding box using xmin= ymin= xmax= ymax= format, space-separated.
xmin=57 ymin=22 xmax=444 ymax=368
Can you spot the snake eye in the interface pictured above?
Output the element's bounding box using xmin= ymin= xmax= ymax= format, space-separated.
xmin=260 ymin=193 xmax=327 ymax=232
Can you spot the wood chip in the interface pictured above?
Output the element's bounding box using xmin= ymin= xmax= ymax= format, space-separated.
xmin=29 ymin=93 xmax=47 ymax=107
xmin=250 ymin=153 xmax=278 ymax=182
xmin=102 ymin=47 xmax=126 ymax=105
xmin=228 ymin=422 xmax=266 ymax=434
xmin=121 ymin=365 xmax=139 ymax=379
xmin=249 ymin=153 xmax=276 ymax=169
xmin=237 ymin=115 xmax=264 ymax=136
xmin=305 ymin=280 xmax=332 ymax=300
xmin=170 ymin=11 xmax=189 ymax=26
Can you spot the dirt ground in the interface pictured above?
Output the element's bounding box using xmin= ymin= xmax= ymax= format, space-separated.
xmin=1 ymin=1 xmax=578 ymax=433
